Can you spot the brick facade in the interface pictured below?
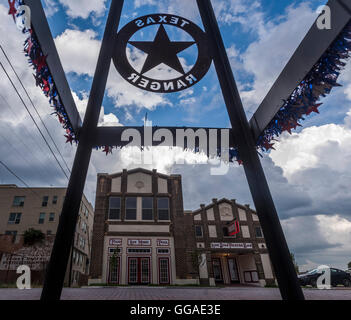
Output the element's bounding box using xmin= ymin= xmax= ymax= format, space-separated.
xmin=0 ymin=185 xmax=94 ymax=286
xmin=89 ymin=168 xmax=276 ymax=286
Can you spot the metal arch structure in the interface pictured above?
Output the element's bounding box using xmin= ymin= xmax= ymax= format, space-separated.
xmin=19 ymin=0 xmax=351 ymax=300
xmin=249 ymin=0 xmax=351 ymax=140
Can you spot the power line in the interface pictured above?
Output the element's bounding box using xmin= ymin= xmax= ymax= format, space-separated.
xmin=0 ymin=160 xmax=41 ymax=199
xmin=0 ymin=92 xmax=56 ymax=180
xmin=0 ymin=123 xmax=52 ymax=185
xmin=0 ymin=61 xmax=69 ymax=180
xmin=0 ymin=44 xmax=72 ymax=175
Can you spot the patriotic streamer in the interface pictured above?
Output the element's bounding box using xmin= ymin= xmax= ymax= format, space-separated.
xmin=8 ymin=0 xmax=77 ymax=144
xmin=9 ymin=2 xmax=350 ymax=160
xmin=257 ymin=20 xmax=351 ymax=153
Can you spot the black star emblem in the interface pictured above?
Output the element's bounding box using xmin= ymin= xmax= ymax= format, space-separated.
xmin=129 ymin=24 xmax=195 ymax=75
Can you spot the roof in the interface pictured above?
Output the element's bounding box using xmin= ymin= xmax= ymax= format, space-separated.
xmin=102 ymin=168 xmax=173 ymax=180
xmin=191 ymin=198 xmax=256 ymax=215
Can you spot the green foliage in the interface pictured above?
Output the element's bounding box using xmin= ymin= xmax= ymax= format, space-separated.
xmin=23 ymin=228 xmax=45 ymax=246
xmin=190 ymin=250 xmax=201 ymax=270
xmin=109 ymin=246 xmax=120 ymax=269
xmin=290 ymin=253 xmax=299 ymax=274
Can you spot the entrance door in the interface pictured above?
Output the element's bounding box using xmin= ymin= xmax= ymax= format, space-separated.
xmin=159 ymin=258 xmax=170 ymax=284
xmin=227 ymin=258 xmax=240 ymax=283
xmin=212 ymin=258 xmax=223 ymax=283
xmin=128 ymin=257 xmax=150 ymax=284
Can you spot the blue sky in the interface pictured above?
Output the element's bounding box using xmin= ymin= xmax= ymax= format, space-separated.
xmin=1 ymin=0 xmax=351 ymax=271
xmin=42 ymin=0 xmax=327 ymax=128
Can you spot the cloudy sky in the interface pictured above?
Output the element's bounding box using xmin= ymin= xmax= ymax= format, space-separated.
xmin=0 ymin=0 xmax=351 ymax=272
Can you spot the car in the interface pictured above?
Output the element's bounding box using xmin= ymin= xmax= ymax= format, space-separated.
xmin=298 ymin=268 xmax=351 ymax=287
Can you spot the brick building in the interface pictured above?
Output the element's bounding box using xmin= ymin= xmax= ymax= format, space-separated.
xmin=191 ymin=199 xmax=275 ymax=286
xmin=0 ymin=185 xmax=94 ymax=286
xmin=89 ymin=168 xmax=276 ymax=286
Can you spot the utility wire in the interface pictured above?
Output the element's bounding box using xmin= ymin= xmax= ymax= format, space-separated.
xmin=0 ymin=160 xmax=41 ymax=199
xmin=0 ymin=92 xmax=55 ymax=180
xmin=0 ymin=61 xmax=69 ymax=180
xmin=0 ymin=44 xmax=72 ymax=175
xmin=0 ymin=124 xmax=51 ymax=185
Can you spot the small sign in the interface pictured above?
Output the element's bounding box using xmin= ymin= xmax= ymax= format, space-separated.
xmin=109 ymin=238 xmax=122 ymax=246
xmin=157 ymin=239 xmax=169 ymax=246
xmin=128 ymin=239 xmax=151 ymax=246
xmin=229 ymin=243 xmax=244 ymax=249
xmin=210 ymin=242 xmax=253 ymax=249
xmin=211 ymin=243 xmax=221 ymax=249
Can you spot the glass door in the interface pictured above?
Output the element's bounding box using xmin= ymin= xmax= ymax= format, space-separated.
xmin=212 ymin=258 xmax=223 ymax=283
xmin=140 ymin=258 xmax=150 ymax=284
xmin=227 ymin=258 xmax=240 ymax=283
xmin=129 ymin=258 xmax=138 ymax=284
xmin=159 ymin=258 xmax=170 ymax=284
xmin=128 ymin=257 xmax=150 ymax=284
xmin=108 ymin=257 xmax=120 ymax=284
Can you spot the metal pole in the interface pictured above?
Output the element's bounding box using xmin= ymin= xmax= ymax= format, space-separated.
xmin=197 ymin=0 xmax=304 ymax=300
xmin=68 ymin=245 xmax=73 ymax=287
xmin=40 ymin=0 xmax=124 ymax=300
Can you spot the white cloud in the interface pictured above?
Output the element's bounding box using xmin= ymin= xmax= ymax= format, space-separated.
xmin=270 ymin=125 xmax=351 ymax=179
xmin=55 ymin=29 xmax=100 ymax=77
xmin=134 ymin=0 xmax=157 ymax=9
xmin=3 ymin=0 xmax=351 ymax=272
xmin=213 ymin=0 xmax=263 ymax=31
xmin=55 ymin=29 xmax=172 ymax=111
xmin=240 ymin=3 xmax=318 ymax=113
xmin=134 ymin=0 xmax=201 ymax=22
xmin=70 ymin=90 xmax=121 ymax=127
xmin=102 ymin=113 xmax=122 ymax=127
xmin=42 ymin=0 xmax=59 ymax=18
xmin=282 ymin=214 xmax=351 ymax=271
xmin=58 ymin=0 xmax=107 ymax=19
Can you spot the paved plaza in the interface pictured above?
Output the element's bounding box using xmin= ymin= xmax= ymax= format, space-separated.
xmin=0 ymin=286 xmax=350 ymax=300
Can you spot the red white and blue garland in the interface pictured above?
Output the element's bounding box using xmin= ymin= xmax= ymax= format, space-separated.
xmin=256 ymin=20 xmax=351 ymax=153
xmin=94 ymin=15 xmax=351 ymax=162
xmin=8 ymin=0 xmax=77 ymax=144
xmin=8 ymin=2 xmax=351 ymax=161
xmin=228 ymin=19 xmax=351 ymax=164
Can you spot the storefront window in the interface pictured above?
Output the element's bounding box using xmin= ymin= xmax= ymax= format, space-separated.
xmin=195 ymin=225 xmax=203 ymax=237
xmin=142 ymin=197 xmax=153 ymax=220
xmin=126 ymin=197 xmax=137 ymax=220
xmin=109 ymin=197 xmax=121 ymax=220
xmin=157 ymin=198 xmax=169 ymax=220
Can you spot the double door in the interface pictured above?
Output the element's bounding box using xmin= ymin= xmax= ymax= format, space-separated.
xmin=128 ymin=257 xmax=150 ymax=284
xmin=212 ymin=257 xmax=240 ymax=284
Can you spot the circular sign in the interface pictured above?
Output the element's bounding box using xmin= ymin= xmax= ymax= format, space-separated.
xmin=113 ymin=14 xmax=212 ymax=93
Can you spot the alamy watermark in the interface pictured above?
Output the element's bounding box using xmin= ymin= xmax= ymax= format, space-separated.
xmin=120 ymin=123 xmax=231 ymax=175
xmin=316 ymin=265 xmax=331 ymax=289
xmin=316 ymin=5 xmax=331 ymax=30
xmin=16 ymin=265 xmax=31 ymax=290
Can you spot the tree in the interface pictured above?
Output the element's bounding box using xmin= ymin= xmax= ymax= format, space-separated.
xmin=348 ymin=261 xmax=351 ymax=269
xmin=290 ymin=253 xmax=299 ymax=274
xmin=108 ymin=244 xmax=120 ymax=283
xmin=23 ymin=228 xmax=45 ymax=246
xmin=190 ymin=249 xmax=202 ymax=272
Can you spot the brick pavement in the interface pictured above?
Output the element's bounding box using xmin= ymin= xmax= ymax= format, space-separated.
xmin=0 ymin=286 xmax=350 ymax=300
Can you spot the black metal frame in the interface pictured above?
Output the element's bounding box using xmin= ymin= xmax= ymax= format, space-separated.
xmin=17 ymin=0 xmax=350 ymax=300
xmin=93 ymin=126 xmax=236 ymax=153
xmin=249 ymin=0 xmax=351 ymax=140
xmin=25 ymin=0 xmax=82 ymax=133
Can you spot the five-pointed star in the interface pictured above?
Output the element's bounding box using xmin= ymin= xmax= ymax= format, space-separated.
xmin=129 ymin=24 xmax=195 ymax=75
